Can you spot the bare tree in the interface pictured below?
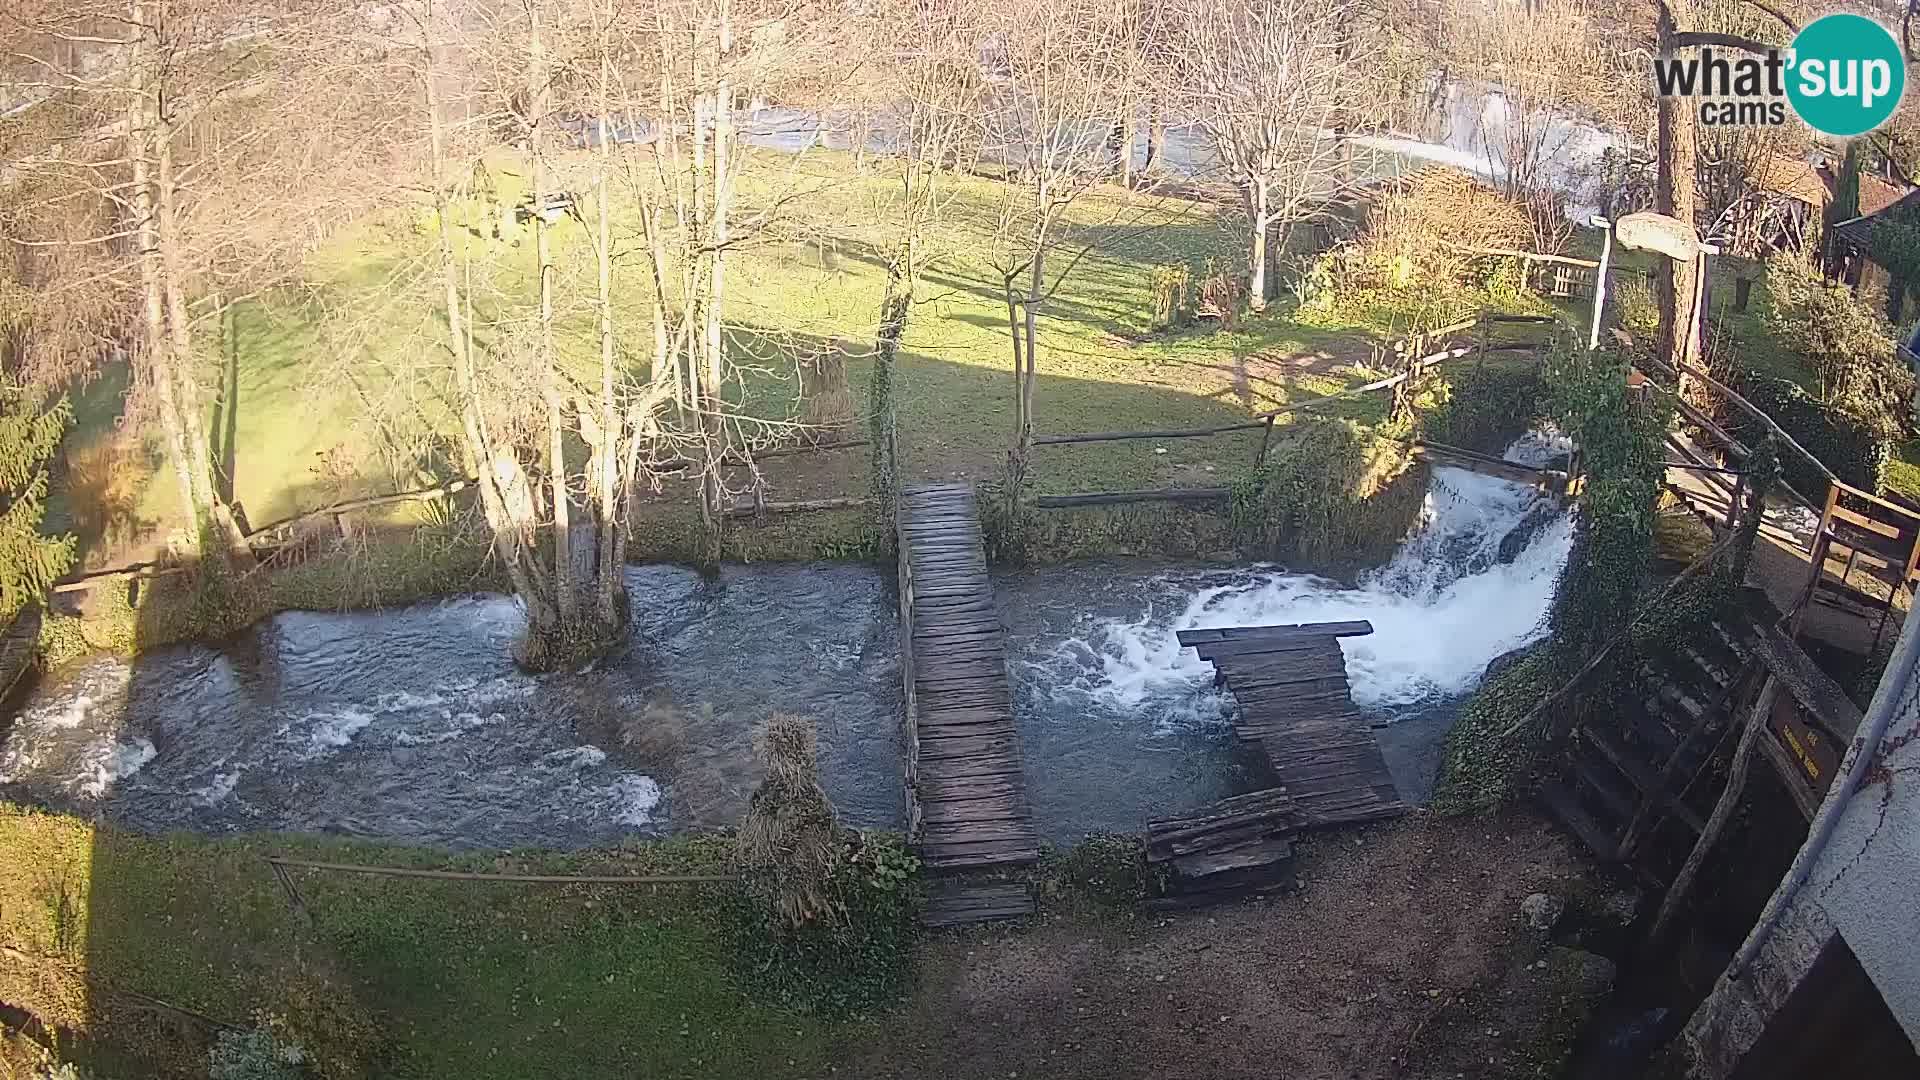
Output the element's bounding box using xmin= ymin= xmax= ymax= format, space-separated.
xmin=977 ymin=0 xmax=1140 ymax=512
xmin=1442 ymin=0 xmax=1636 ymax=252
xmin=1164 ymin=0 xmax=1363 ymax=310
xmin=4 ymin=0 xmax=391 ymax=560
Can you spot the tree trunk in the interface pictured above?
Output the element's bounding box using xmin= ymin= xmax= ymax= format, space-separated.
xmin=422 ymin=0 xmax=546 ymax=641
xmin=1655 ymin=0 xmax=1701 ymax=382
xmin=528 ymin=7 xmax=575 ymax=635
xmin=1248 ymin=180 xmax=1270 ymax=313
xmin=593 ymin=16 xmax=624 ymax=631
xmin=125 ymin=8 xmax=199 ymax=537
xmin=700 ymin=9 xmax=734 ymax=558
xmin=1144 ymin=110 xmax=1165 ymax=175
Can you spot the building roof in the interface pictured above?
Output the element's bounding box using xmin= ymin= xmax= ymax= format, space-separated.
xmin=1752 ymin=153 xmax=1911 ymax=219
xmin=1755 ymin=153 xmax=1833 ymax=207
xmin=1859 ymin=173 xmax=1907 ymax=217
xmin=1833 ymin=187 xmax=1920 ymax=250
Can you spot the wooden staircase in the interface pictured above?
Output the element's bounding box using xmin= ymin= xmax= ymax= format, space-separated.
xmin=1539 ymin=610 xmax=1763 ymax=869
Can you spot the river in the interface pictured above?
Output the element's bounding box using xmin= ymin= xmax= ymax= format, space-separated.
xmin=1 ymin=439 xmax=1571 ymax=850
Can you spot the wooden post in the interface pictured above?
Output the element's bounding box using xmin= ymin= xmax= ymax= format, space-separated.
xmin=1476 ymin=311 xmax=1490 ymax=373
xmin=1257 ymin=414 xmax=1276 ymax=467
xmin=1589 ymin=222 xmax=1614 ymax=351
xmin=1645 ymin=674 xmax=1780 ymax=949
xmin=1789 ymin=483 xmax=1841 ymax=633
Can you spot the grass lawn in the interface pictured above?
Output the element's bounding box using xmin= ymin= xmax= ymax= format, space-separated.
xmin=0 ymin=806 xmax=850 ymax=1080
xmin=51 ymin=148 xmax=1486 ymax=567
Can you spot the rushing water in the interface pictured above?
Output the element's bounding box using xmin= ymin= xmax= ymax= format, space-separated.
xmin=1 ymin=439 xmax=1571 ymax=849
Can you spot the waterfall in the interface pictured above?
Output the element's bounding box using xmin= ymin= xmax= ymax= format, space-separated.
xmin=1077 ymin=433 xmax=1575 ymax=716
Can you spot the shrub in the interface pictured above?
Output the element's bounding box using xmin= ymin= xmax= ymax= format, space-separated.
xmin=728 ymin=831 xmax=921 ymax=1017
xmin=1423 ymin=363 xmax=1550 ymax=454
xmin=1229 ymin=415 xmax=1419 ymax=566
xmin=1737 ymin=376 xmax=1891 ymax=496
xmin=1613 ymin=274 xmax=1660 ymax=347
xmin=1763 ymin=252 xmax=1911 ymax=451
xmin=1038 ymin=834 xmax=1153 ymax=909
xmin=1149 ymin=262 xmax=1193 ymax=329
xmin=738 ymin=714 xmax=843 ymax=928
xmin=732 ymin=715 xmax=921 ymax=1016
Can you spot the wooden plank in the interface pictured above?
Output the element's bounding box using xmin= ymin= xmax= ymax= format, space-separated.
xmin=1177 ymin=620 xmax=1374 ymax=646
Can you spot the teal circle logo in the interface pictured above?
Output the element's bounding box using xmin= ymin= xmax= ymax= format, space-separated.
xmin=1786 ymin=14 xmax=1906 ymax=137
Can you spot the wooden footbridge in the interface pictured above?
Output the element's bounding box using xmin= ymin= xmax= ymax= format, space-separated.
xmin=0 ymin=607 xmax=42 ymax=702
xmin=1141 ymin=621 xmax=1407 ymax=905
xmin=895 ymin=485 xmax=1040 ymax=924
xmin=1178 ymin=621 xmax=1407 ymax=827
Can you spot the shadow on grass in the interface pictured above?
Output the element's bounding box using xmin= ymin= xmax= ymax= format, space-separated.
xmin=10 ymin=314 xmax=1416 ymax=1078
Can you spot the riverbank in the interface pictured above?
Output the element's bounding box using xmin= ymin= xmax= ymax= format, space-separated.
xmin=0 ymin=805 xmax=1616 ymax=1080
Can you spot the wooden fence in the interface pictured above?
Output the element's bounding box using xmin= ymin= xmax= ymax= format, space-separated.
xmin=1026 ymin=312 xmax=1557 ymax=508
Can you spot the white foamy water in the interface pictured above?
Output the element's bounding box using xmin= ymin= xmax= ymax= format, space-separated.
xmin=1082 ymin=435 xmax=1574 ymax=713
xmin=75 ymin=737 xmax=157 ymax=798
xmin=603 ymin=774 xmax=663 ymax=825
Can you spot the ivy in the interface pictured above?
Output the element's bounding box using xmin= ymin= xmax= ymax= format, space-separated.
xmin=1433 ymin=339 xmax=1673 ymax=813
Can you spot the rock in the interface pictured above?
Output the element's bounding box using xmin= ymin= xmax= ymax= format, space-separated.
xmin=1483 ymin=643 xmax=1540 ymax=683
xmin=1521 ymin=892 xmax=1564 ymax=930
xmin=1497 ymin=500 xmax=1565 ymax=563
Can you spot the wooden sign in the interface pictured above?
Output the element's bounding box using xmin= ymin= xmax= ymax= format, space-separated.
xmin=1614 ymin=212 xmax=1705 ymax=262
xmin=1769 ymin=692 xmax=1840 ymax=799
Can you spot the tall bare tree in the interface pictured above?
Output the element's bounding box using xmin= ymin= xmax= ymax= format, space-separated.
xmin=978 ymin=0 xmax=1139 ymax=512
xmin=1164 ymin=0 xmax=1363 ymax=310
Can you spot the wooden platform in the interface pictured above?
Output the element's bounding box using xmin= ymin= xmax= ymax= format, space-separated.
xmin=1176 ymin=621 xmax=1407 ymax=827
xmin=1145 ymin=788 xmax=1300 ymax=908
xmin=896 ymin=484 xmax=1040 ymax=873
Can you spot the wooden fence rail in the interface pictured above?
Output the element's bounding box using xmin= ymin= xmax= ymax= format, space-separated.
xmin=1032 ymin=313 xmax=1551 ymax=472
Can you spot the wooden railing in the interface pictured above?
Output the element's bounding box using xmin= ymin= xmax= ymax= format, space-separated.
xmin=1026 ymin=312 xmax=1556 ymax=507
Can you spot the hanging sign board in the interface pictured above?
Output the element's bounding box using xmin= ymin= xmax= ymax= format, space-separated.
xmin=1614 ymin=212 xmax=1705 ymax=262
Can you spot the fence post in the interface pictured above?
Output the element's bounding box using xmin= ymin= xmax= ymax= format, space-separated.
xmin=1257 ymin=414 xmax=1276 ymax=467
xmin=1476 ymin=311 xmax=1489 ymax=373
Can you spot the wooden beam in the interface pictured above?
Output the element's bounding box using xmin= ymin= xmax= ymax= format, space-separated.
xmin=1645 ymin=675 xmax=1780 ymax=948
xmin=1031 ymin=422 xmax=1266 ymax=446
xmin=1030 ymin=487 xmax=1230 ymax=508
xmin=722 ymin=496 xmax=871 ymax=518
xmin=243 ymin=477 xmax=477 ymax=540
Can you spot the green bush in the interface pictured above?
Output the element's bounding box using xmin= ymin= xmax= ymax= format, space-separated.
xmin=1037 ymin=834 xmax=1153 ymax=909
xmin=1736 ymin=375 xmax=1891 ymax=496
xmin=1229 ymin=415 xmax=1420 ymax=567
xmin=1423 ymin=363 xmax=1550 ymax=454
xmin=727 ymin=831 xmax=921 ymax=1018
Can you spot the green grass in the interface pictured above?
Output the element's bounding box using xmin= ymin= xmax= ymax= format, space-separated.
xmin=0 ymin=807 xmax=848 ymax=1080
xmin=54 ymin=148 xmax=1458 ymax=566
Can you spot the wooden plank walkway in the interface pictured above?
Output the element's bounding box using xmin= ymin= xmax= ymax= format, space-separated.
xmin=896 ymin=484 xmax=1040 ymax=873
xmin=0 ymin=607 xmax=42 ymax=701
xmin=1177 ymin=621 xmax=1407 ymax=827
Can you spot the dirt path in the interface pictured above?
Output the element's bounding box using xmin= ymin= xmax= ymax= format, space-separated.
xmin=842 ymin=811 xmax=1605 ymax=1080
